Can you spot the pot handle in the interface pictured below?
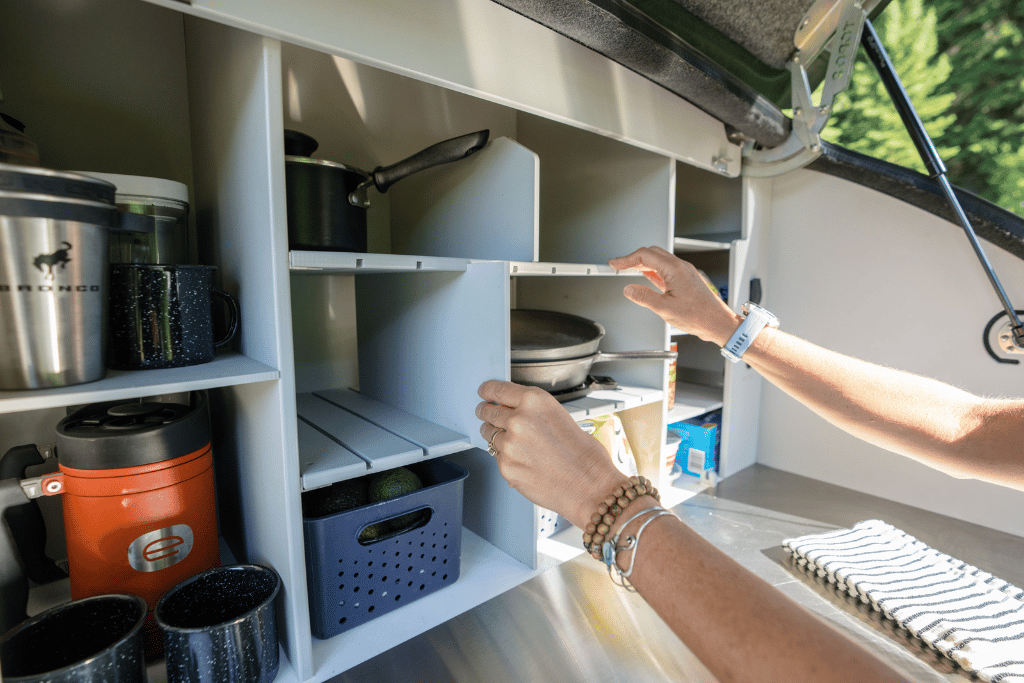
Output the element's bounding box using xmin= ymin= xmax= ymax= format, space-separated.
xmin=211 ymin=288 xmax=240 ymax=348
xmin=593 ymin=350 xmax=678 ymax=362
xmin=369 ymin=129 xmax=490 ymax=195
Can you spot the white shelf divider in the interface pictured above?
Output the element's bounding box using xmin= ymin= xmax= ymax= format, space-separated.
xmin=667 ymin=382 xmax=724 ymax=423
xmin=507 ymin=262 xmax=646 ymax=276
xmin=0 ymin=352 xmax=279 ymax=414
xmin=390 ymin=137 xmax=539 ymax=262
xmin=673 ymin=236 xmax=733 ymax=252
xmin=560 ymin=384 xmax=664 ymax=421
xmin=289 ymin=251 xmax=470 ymax=273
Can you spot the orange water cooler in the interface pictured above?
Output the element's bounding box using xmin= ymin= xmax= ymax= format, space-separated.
xmin=33 ymin=392 xmax=219 ymax=654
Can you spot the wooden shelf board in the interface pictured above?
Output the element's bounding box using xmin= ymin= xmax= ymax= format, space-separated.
xmin=0 ymin=352 xmax=279 ymax=414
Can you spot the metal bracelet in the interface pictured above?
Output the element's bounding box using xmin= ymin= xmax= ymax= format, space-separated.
xmin=601 ymin=506 xmax=673 ymax=592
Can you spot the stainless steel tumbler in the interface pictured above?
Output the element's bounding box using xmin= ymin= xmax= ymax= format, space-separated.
xmin=0 ymin=163 xmax=116 ymax=389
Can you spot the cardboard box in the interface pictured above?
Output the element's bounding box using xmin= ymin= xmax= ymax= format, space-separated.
xmin=668 ymin=411 xmax=720 ymax=477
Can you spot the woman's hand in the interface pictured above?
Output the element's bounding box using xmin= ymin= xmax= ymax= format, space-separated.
xmin=609 ymin=246 xmax=740 ymax=345
xmin=476 ymin=380 xmax=627 ymax=529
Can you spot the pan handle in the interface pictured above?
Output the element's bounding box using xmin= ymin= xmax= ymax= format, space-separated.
xmin=592 ymin=350 xmax=678 ymax=362
xmin=368 ymin=130 xmax=490 ymax=195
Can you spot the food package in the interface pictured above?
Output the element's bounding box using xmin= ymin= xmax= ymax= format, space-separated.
xmin=579 ymin=413 xmax=638 ymax=477
xmin=668 ymin=410 xmax=721 ymax=477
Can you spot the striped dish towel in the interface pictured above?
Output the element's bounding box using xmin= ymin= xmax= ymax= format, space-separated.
xmin=783 ymin=520 xmax=1024 ymax=681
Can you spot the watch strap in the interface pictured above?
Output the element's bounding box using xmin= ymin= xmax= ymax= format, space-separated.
xmin=721 ymin=303 xmax=779 ymax=363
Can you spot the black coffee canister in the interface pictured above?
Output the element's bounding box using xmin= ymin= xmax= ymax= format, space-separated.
xmin=0 ymin=594 xmax=148 ymax=683
xmin=107 ymin=264 xmax=238 ymax=370
xmin=155 ymin=564 xmax=281 ymax=683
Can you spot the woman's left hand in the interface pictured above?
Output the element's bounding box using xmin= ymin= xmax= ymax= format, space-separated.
xmin=476 ymin=380 xmax=626 ymax=529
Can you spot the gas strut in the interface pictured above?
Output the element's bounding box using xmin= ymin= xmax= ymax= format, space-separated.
xmin=860 ymin=18 xmax=1024 ymax=350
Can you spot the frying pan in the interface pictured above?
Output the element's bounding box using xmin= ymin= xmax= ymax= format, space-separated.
xmin=510 ymin=310 xmax=677 ymax=392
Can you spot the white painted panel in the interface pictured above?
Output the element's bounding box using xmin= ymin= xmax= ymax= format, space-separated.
xmin=290 ymin=274 xmax=359 ymax=396
xmin=391 ymin=137 xmax=539 ymax=261
xmin=149 ymin=0 xmax=739 ymax=176
xmin=0 ymin=353 xmax=278 ymax=415
xmin=0 ymin=0 xmax=194 ymax=187
xmin=314 ymin=388 xmax=471 ymax=457
xmin=184 ymin=21 xmax=313 ymax=679
xmin=676 ymin=163 xmax=743 ymax=240
xmin=296 ymin=419 xmax=368 ymax=490
xmin=760 ymin=169 xmax=1024 ymax=538
xmin=354 ymin=261 xmax=509 ymax=448
xmin=290 ymin=252 xmax=469 ymax=273
xmin=718 ymin=177 xmax=771 ymax=478
xmin=296 ymin=393 xmax=422 ymax=469
xmin=517 ymin=113 xmax=675 ymax=265
xmin=353 ymin=262 xmax=538 ymax=566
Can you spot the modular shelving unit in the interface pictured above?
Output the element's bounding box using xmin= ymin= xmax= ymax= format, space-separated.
xmin=0 ymin=1 xmax=766 ymax=680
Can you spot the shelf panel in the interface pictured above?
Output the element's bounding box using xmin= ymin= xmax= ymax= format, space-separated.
xmin=560 ymin=384 xmax=663 ymax=421
xmin=673 ymin=234 xmax=736 ymax=252
xmin=309 ymin=527 xmax=541 ymax=681
xmin=289 ymin=251 xmax=470 ymax=274
xmin=507 ymin=262 xmax=647 ymax=276
xmin=314 ymin=388 xmax=471 ymax=458
xmin=296 ymin=391 xmax=472 ymax=490
xmin=668 ymin=382 xmax=723 ymax=423
xmin=0 ymin=352 xmax=279 ymax=414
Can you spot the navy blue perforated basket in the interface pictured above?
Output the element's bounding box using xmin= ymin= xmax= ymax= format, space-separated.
xmin=302 ymin=458 xmax=468 ymax=639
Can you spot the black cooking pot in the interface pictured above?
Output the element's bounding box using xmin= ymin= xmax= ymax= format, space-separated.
xmin=284 ymin=129 xmax=489 ymax=252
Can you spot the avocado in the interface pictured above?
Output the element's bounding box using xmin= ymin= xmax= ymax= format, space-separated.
xmin=368 ymin=467 xmax=427 ymax=532
xmin=302 ymin=477 xmax=368 ymax=518
xmin=368 ymin=467 xmax=423 ymax=502
xmin=358 ymin=522 xmax=388 ymax=543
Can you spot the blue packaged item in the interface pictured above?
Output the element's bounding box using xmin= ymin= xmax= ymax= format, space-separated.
xmin=668 ymin=410 xmax=721 ymax=477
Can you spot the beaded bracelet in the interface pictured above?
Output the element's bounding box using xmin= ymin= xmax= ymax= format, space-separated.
xmin=582 ymin=475 xmax=660 ymax=560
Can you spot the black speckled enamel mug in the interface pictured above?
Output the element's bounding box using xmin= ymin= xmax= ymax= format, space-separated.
xmin=0 ymin=594 xmax=148 ymax=683
xmin=107 ymin=264 xmax=239 ymax=370
xmin=155 ymin=564 xmax=281 ymax=683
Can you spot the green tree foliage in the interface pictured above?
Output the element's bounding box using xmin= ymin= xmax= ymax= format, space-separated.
xmin=819 ymin=0 xmax=958 ymax=173
xmin=932 ymin=1 xmax=1024 ymax=216
xmin=819 ymin=0 xmax=1024 ymax=217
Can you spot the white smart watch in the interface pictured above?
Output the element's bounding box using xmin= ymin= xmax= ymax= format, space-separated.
xmin=721 ymin=302 xmax=779 ymax=363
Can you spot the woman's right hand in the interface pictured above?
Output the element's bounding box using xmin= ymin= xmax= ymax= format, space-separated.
xmin=476 ymin=380 xmax=627 ymax=530
xmin=609 ymin=246 xmax=740 ymax=346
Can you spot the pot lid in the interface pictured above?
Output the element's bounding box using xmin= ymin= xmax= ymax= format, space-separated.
xmin=72 ymin=171 xmax=189 ymax=206
xmin=55 ymin=392 xmax=211 ymax=470
xmin=0 ymin=162 xmax=116 ymax=205
xmin=284 ymin=154 xmax=370 ymax=179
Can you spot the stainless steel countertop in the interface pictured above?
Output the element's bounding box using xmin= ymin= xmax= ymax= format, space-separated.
xmin=329 ymin=465 xmax=1024 ymax=682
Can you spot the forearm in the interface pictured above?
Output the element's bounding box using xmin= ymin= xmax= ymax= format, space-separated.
xmin=727 ymin=326 xmax=1024 ymax=490
xmin=607 ymin=500 xmax=910 ymax=683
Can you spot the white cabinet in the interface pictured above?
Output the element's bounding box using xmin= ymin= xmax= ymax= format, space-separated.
xmin=0 ymin=0 xmax=761 ymax=680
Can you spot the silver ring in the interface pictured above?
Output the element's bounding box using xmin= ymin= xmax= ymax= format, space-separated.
xmin=487 ymin=426 xmax=504 ymax=456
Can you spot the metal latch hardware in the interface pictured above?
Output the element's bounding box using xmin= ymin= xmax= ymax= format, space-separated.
xmin=743 ymin=0 xmax=867 ymax=177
